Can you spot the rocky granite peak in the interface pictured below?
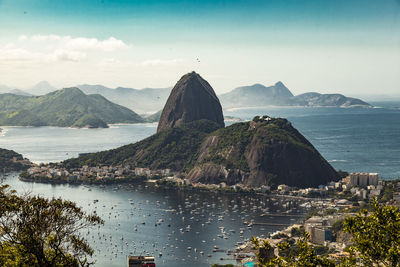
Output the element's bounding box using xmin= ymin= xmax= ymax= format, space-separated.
xmin=157 ymin=72 xmax=225 ymax=133
xmin=186 ymin=115 xmax=339 ymax=188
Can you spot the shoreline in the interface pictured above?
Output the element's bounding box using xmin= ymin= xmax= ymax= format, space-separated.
xmin=18 ymin=175 xmax=147 ymax=186
xmin=17 ymin=172 xmax=327 ymax=203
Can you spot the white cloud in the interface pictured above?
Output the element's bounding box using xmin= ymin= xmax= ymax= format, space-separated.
xmin=66 ymin=37 xmax=127 ymax=52
xmin=141 ymin=58 xmax=184 ymax=66
xmin=0 ymin=44 xmax=39 ymax=62
xmin=31 ymin=34 xmax=62 ymax=42
xmin=1 ymin=35 xmax=129 ymax=64
xmin=52 ymin=49 xmax=86 ymax=62
xmin=18 ymin=35 xmax=28 ymax=41
xmin=29 ymin=35 xmax=128 ymax=52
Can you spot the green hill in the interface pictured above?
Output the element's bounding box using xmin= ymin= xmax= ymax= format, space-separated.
xmin=63 ymin=119 xmax=221 ymax=171
xmin=0 ymin=148 xmax=30 ymax=172
xmin=63 ymin=117 xmax=339 ymax=188
xmin=72 ymin=114 xmax=108 ymax=128
xmin=0 ymin=88 xmax=144 ymax=127
xmin=188 ymin=116 xmax=338 ymax=188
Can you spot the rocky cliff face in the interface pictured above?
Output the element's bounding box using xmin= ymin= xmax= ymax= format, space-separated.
xmin=186 ymin=116 xmax=339 ymax=188
xmin=157 ymin=72 xmax=225 ymax=133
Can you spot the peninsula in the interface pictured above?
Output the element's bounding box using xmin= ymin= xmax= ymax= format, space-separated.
xmin=23 ymin=72 xmax=339 ymax=189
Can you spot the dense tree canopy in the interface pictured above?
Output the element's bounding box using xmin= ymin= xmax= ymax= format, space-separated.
xmin=253 ymin=199 xmax=400 ymax=267
xmin=0 ymin=184 xmax=103 ymax=266
xmin=344 ymin=199 xmax=400 ymax=266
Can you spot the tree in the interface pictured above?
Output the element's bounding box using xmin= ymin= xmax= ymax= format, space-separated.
xmin=344 ymin=198 xmax=400 ymax=266
xmin=252 ymin=198 xmax=400 ymax=267
xmin=0 ymin=184 xmax=103 ymax=266
xmin=252 ymin=234 xmax=336 ymax=267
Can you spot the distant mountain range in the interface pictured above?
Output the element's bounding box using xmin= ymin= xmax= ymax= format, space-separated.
xmin=1 ymin=80 xmax=371 ymax=117
xmin=28 ymin=81 xmax=57 ymax=96
xmin=219 ymin=82 xmax=372 ymax=108
xmin=73 ymin=84 xmax=171 ymax=114
xmin=0 ymin=88 xmax=143 ymax=128
xmin=5 ymin=82 xmax=171 ymax=114
xmin=0 ymin=85 xmax=32 ymax=96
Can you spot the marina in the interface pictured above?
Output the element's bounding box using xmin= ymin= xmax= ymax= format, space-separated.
xmin=4 ymin=172 xmax=307 ymax=267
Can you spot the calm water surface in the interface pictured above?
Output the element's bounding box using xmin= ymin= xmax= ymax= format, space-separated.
xmin=4 ymin=173 xmax=305 ymax=267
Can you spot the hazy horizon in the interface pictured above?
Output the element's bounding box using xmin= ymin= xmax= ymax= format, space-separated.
xmin=2 ymin=79 xmax=400 ymax=102
xmin=0 ymin=0 xmax=399 ymax=96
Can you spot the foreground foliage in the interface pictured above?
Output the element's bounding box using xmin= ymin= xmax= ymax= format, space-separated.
xmin=252 ymin=234 xmax=338 ymax=267
xmin=0 ymin=184 xmax=103 ymax=266
xmin=344 ymin=199 xmax=400 ymax=266
xmin=253 ymin=199 xmax=400 ymax=266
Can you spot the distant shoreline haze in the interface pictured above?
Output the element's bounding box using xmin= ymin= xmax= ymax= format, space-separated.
xmin=0 ymin=80 xmax=376 ymax=116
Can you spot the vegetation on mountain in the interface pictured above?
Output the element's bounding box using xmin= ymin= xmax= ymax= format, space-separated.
xmin=63 ymin=119 xmax=221 ymax=171
xmin=0 ymin=88 xmax=144 ymax=127
xmin=0 ymin=184 xmax=103 ymax=266
xmin=0 ymin=148 xmax=29 ymax=172
xmin=188 ymin=115 xmax=338 ymax=188
xmin=72 ymin=114 xmax=108 ymax=128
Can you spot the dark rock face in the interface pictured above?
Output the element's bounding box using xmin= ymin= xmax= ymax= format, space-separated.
xmin=157 ymin=72 xmax=224 ymax=133
xmin=244 ymin=129 xmax=338 ymax=188
xmin=186 ymin=163 xmax=247 ymax=185
xmin=186 ymin=117 xmax=339 ymax=188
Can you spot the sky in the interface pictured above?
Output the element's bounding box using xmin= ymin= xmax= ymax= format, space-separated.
xmin=0 ymin=0 xmax=399 ymax=96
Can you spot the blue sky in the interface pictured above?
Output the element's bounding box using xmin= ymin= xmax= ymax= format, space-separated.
xmin=0 ymin=0 xmax=399 ymax=96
